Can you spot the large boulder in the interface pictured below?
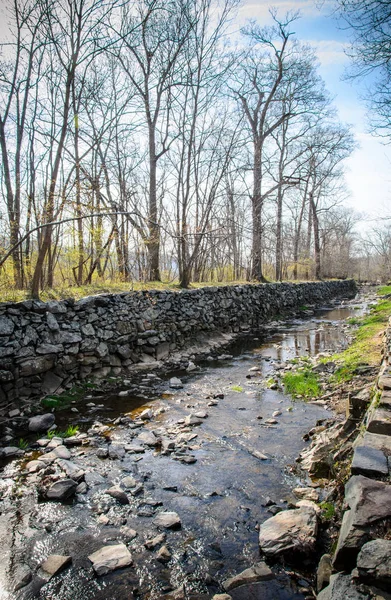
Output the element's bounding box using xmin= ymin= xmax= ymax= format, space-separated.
xmin=317 ymin=573 xmax=370 ymax=600
xmin=28 ymin=413 xmax=55 ymax=433
xmin=356 ymin=539 xmax=391 ymax=591
xmin=333 ymin=476 xmax=391 ymax=570
xmin=258 ymin=507 xmax=318 ymax=558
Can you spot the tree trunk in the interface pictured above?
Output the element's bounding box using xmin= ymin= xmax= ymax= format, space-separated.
xmin=148 ymin=127 xmax=161 ymax=281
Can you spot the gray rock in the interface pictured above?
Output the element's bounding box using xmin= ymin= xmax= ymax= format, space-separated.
xmin=137 ymin=431 xmax=158 ymax=446
xmin=223 ymin=562 xmax=273 ymax=591
xmin=358 ymin=431 xmax=391 ymax=454
xmin=42 ymin=372 xmax=63 ymax=394
xmin=9 ymin=408 xmax=20 ymax=418
xmin=259 ymin=507 xmax=318 ymax=557
xmin=317 ymin=573 xmax=369 ymax=600
xmin=56 ymin=459 xmax=85 ymax=481
xmin=0 ymin=316 xmax=14 ymax=335
xmin=212 ymin=595 xmax=232 ymax=600
xmin=108 ymin=444 xmax=125 ymax=459
xmin=13 ymin=564 xmax=32 ymax=591
xmin=351 ymin=445 xmax=388 ymax=478
xmin=20 ymin=356 xmax=54 ymax=376
xmin=1 ymin=446 xmax=24 ymax=458
xmin=333 ymin=475 xmax=391 ymax=570
xmin=121 ymin=476 xmax=137 ymax=489
xmin=84 ymin=471 xmax=106 ymax=486
xmin=367 ymin=407 xmax=391 ymax=436
xmin=46 ymin=312 xmax=60 ymax=331
xmin=28 ymin=413 xmax=55 ymax=433
xmin=169 ymin=377 xmax=183 ymax=389
xmin=46 ymin=478 xmax=77 ymax=501
xmin=88 ymin=543 xmax=132 ymax=576
xmin=356 ymin=539 xmax=391 ymax=590
xmin=153 ymin=511 xmax=181 ymax=529
xmin=38 ymin=554 xmax=71 ymax=580
xmin=293 ymin=487 xmax=319 ymax=502
xmin=184 ymin=414 xmax=203 ymax=426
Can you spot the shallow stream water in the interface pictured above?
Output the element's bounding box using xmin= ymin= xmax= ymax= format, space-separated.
xmin=0 ymin=296 xmax=367 ymax=600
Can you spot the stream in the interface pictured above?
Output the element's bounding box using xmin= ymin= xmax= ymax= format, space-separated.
xmin=0 ymin=295 xmax=367 ymax=600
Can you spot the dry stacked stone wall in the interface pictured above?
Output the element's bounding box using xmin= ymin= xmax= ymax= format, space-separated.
xmin=0 ymin=280 xmax=357 ymax=404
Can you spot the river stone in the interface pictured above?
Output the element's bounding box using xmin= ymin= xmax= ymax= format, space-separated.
xmin=108 ymin=444 xmax=125 ymax=459
xmin=105 ymin=486 xmax=129 ymax=505
xmin=317 ymin=573 xmax=369 ymax=600
xmin=156 ymin=545 xmax=171 ymax=563
xmin=88 ymin=543 xmax=132 ymax=575
xmin=153 ymin=511 xmax=181 ymax=529
xmin=39 ymin=554 xmax=71 ymax=580
xmin=13 ymin=564 xmax=32 ymax=591
xmin=223 ymin=562 xmax=273 ymax=591
xmin=184 ymin=414 xmax=203 ymax=426
xmin=258 ymin=507 xmax=318 ymax=557
xmin=121 ymin=476 xmax=137 ymax=489
xmin=212 ymin=596 xmax=232 ymax=600
xmin=28 ymin=413 xmax=55 ymax=432
xmin=1 ymin=447 xmax=24 ymax=458
xmin=46 ymin=478 xmax=77 ymax=501
xmin=145 ymin=533 xmax=166 ymax=550
xmin=52 ymin=445 xmax=71 ymax=459
xmin=351 ymin=445 xmax=388 ymax=478
xmin=356 ymin=539 xmax=391 ymax=590
xmin=169 ymin=377 xmax=183 ymax=389
xmin=26 ymin=460 xmax=45 ymax=473
xmin=333 ymin=475 xmax=391 ymax=570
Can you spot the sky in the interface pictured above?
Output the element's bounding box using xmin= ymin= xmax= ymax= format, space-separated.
xmin=238 ymin=0 xmax=391 ymax=229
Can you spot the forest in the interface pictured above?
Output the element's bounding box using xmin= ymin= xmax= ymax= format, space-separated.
xmin=0 ymin=0 xmax=390 ymax=300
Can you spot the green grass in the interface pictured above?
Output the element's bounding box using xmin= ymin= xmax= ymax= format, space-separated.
xmin=47 ymin=425 xmax=79 ymax=439
xmin=282 ymin=369 xmax=321 ymax=399
xmin=377 ymin=285 xmax=391 ymax=296
xmin=41 ymin=383 xmax=96 ymax=411
xmin=319 ymin=501 xmax=336 ymax=521
xmin=17 ymin=438 xmax=29 ymax=450
xmin=330 ymin=294 xmax=391 ymax=383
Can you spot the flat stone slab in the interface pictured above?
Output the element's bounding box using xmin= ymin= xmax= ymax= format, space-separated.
xmin=259 ymin=507 xmax=318 ymax=557
xmin=46 ymin=479 xmax=77 ymax=501
xmin=378 ymin=375 xmax=391 ymax=390
xmin=379 ymin=390 xmax=391 ymax=409
xmin=38 ymin=555 xmax=71 ymax=580
xmin=367 ymin=407 xmax=391 ymax=435
xmin=88 ymin=543 xmax=132 ymax=576
xmin=357 ymin=539 xmax=391 ymax=591
xmin=356 ymin=431 xmax=391 ymax=454
xmin=223 ymin=562 xmax=273 ymax=591
xmin=351 ymin=445 xmax=389 ymax=478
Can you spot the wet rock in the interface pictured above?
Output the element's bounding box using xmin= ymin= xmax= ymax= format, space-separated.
xmin=28 ymin=413 xmax=55 ymax=433
xmin=76 ymin=481 xmax=87 ymax=494
xmin=145 ymin=533 xmax=166 ymax=550
xmin=156 ymin=545 xmax=172 ymax=563
xmin=96 ymin=447 xmax=109 ymax=458
xmin=47 ymin=437 xmax=63 ymax=449
xmin=194 ymin=411 xmax=208 ymax=419
xmin=250 ymin=450 xmax=268 ymax=461
xmin=317 ymin=554 xmax=332 ymax=592
xmin=120 ymin=527 xmax=137 ymax=540
xmin=153 ymin=511 xmax=181 ymax=529
xmin=125 ymin=445 xmax=145 ymax=454
xmin=356 ymin=539 xmax=391 ymax=590
xmin=26 ymin=459 xmax=45 ymax=473
xmin=259 ymin=507 xmax=318 ymax=557
xmin=351 ymin=445 xmax=389 ymax=478
xmin=170 ymin=377 xmax=183 ymax=389
xmin=212 ymin=595 xmax=232 ymax=600
xmin=97 ymin=515 xmax=110 ymax=525
xmin=88 ymin=543 xmax=133 ymax=576
xmin=140 ymin=409 xmax=153 ymax=420
xmin=9 ymin=408 xmax=20 ymax=418
xmin=317 ymin=573 xmax=368 ymax=600
xmin=223 ymin=562 xmax=273 ymax=591
xmin=105 ymin=486 xmax=129 ymax=505
xmin=333 ymin=475 xmax=391 ymax=570
xmin=13 ymin=564 xmax=32 ymax=591
xmin=38 ymin=554 xmax=72 ymax=580
xmin=46 ymin=478 xmax=78 ymax=501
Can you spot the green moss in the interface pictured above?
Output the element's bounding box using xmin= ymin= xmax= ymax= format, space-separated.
xmin=319 ymin=501 xmax=335 ymax=521
xmin=282 ymin=369 xmax=321 ymax=399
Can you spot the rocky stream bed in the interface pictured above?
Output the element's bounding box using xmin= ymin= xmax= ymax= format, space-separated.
xmin=0 ymin=291 xmax=379 ymax=600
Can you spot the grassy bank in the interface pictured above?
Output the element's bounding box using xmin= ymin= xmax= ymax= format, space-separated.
xmin=330 ymin=286 xmax=391 ymax=383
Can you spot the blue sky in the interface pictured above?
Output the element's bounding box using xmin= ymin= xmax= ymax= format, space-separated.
xmin=238 ymin=0 xmax=391 ymax=227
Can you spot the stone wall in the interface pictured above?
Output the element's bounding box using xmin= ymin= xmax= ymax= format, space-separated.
xmin=0 ymin=280 xmax=356 ymax=405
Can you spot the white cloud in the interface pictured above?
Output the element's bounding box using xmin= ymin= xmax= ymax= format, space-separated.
xmin=238 ymin=0 xmax=326 ymax=22
xmin=307 ymin=39 xmax=348 ymax=66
